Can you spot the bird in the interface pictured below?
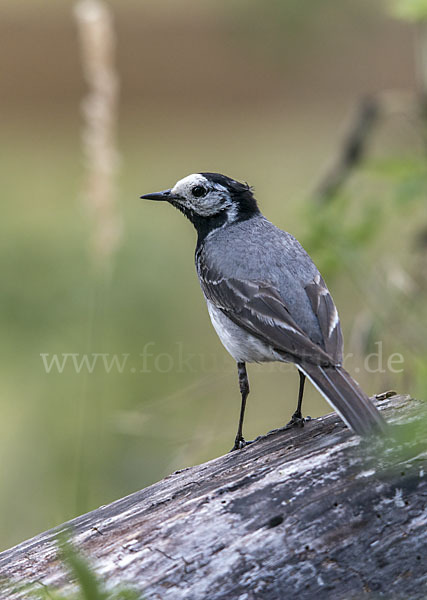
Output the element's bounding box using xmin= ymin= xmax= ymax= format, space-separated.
xmin=141 ymin=172 xmax=387 ymax=450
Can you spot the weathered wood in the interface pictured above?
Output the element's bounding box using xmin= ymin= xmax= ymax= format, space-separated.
xmin=1 ymin=394 xmax=426 ymax=600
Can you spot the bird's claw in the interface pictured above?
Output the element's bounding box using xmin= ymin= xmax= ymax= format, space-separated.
xmin=284 ymin=412 xmax=306 ymax=429
xmin=230 ymin=437 xmax=254 ymax=452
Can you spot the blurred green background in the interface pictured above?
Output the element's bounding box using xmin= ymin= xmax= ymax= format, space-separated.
xmin=1 ymin=0 xmax=426 ymax=552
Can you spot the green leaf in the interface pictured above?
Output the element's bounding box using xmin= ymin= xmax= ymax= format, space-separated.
xmin=364 ymin=157 xmax=427 ymax=180
xmin=58 ymin=534 xmax=106 ymax=600
xmin=390 ymin=0 xmax=427 ymax=22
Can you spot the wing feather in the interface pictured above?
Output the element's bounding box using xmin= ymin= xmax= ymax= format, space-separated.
xmin=198 ymin=261 xmax=333 ymax=366
xmin=305 ymin=274 xmax=343 ymax=363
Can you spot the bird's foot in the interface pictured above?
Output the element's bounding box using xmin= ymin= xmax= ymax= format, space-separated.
xmin=284 ymin=411 xmax=306 ymax=429
xmin=230 ymin=436 xmax=254 ymax=452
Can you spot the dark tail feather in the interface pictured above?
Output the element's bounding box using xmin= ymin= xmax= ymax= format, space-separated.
xmin=298 ymin=363 xmax=387 ymax=436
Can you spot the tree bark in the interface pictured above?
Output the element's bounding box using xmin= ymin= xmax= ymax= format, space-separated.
xmin=1 ymin=394 xmax=426 ymax=600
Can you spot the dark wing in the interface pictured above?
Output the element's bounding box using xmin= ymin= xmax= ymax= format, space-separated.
xmin=199 ymin=262 xmax=334 ymax=366
xmin=305 ymin=273 xmax=343 ymax=364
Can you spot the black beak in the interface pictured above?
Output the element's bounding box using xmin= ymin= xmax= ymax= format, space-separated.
xmin=140 ymin=189 xmax=177 ymax=202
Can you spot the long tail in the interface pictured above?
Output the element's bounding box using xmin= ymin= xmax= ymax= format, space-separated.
xmin=298 ymin=363 xmax=387 ymax=436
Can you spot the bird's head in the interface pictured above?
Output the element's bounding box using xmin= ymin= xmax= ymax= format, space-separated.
xmin=141 ymin=173 xmax=260 ymax=238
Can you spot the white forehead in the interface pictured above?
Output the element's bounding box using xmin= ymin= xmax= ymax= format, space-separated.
xmin=171 ymin=174 xmax=209 ymax=196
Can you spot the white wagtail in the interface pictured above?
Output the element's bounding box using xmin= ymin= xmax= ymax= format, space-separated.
xmin=142 ymin=173 xmax=387 ymax=450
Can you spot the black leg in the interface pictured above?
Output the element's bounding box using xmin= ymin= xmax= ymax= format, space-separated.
xmin=294 ymin=370 xmax=306 ymax=419
xmin=285 ymin=370 xmax=306 ymax=428
xmin=231 ymin=362 xmax=250 ymax=451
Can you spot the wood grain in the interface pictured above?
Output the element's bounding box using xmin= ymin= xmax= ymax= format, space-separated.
xmin=1 ymin=394 xmax=426 ymax=600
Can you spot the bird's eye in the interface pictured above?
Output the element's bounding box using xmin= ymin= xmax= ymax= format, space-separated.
xmin=191 ymin=185 xmax=207 ymax=198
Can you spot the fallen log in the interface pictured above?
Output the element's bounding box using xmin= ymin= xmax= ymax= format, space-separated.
xmin=0 ymin=393 xmax=426 ymax=600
